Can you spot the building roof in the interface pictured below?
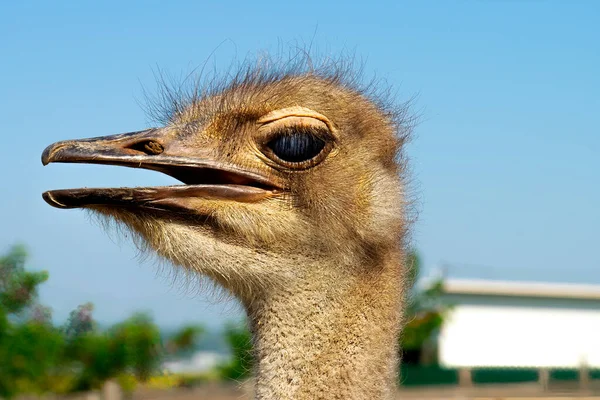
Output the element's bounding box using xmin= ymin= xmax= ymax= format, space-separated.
xmin=443 ymin=278 xmax=600 ymax=301
xmin=436 ymin=262 xmax=600 ymax=286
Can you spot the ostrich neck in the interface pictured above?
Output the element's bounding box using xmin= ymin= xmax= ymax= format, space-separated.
xmin=244 ymin=253 xmax=404 ymax=400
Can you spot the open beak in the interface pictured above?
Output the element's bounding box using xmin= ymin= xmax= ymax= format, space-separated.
xmin=41 ymin=128 xmax=282 ymax=213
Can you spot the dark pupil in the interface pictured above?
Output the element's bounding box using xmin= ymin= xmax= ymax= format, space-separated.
xmin=268 ymin=134 xmax=325 ymax=163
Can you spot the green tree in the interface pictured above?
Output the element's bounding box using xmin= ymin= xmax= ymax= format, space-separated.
xmin=64 ymin=312 xmax=163 ymax=391
xmin=0 ymin=322 xmax=67 ymax=397
xmin=0 ymin=244 xmax=205 ymax=397
xmin=109 ymin=313 xmax=162 ymax=381
xmin=0 ymin=244 xmax=48 ymax=316
xmin=164 ymin=324 xmax=204 ymax=356
xmin=64 ymin=302 xmax=95 ymax=339
xmin=217 ymin=322 xmax=254 ymax=380
xmin=400 ymin=249 xmax=450 ymax=364
xmin=0 ymin=245 xmax=58 ymax=398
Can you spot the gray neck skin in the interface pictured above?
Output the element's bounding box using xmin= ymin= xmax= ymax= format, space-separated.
xmin=243 ymin=257 xmax=404 ymax=400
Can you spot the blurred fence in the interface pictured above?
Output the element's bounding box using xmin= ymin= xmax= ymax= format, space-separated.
xmin=399 ymin=365 xmax=459 ymax=386
xmin=400 ymin=365 xmax=600 ymax=392
xmin=471 ymin=367 xmax=539 ymax=384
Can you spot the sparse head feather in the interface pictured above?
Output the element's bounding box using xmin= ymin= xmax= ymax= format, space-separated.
xmin=144 ymin=51 xmax=414 ymax=148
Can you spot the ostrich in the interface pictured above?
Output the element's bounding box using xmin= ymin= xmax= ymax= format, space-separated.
xmin=41 ymin=57 xmax=413 ymax=400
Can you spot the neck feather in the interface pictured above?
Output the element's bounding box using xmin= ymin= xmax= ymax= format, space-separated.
xmin=244 ymin=251 xmax=405 ymax=400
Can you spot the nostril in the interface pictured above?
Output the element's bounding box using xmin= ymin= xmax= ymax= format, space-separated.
xmin=126 ymin=140 xmax=164 ymax=155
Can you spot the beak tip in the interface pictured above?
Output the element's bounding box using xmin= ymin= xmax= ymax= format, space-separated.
xmin=42 ymin=190 xmax=70 ymax=209
xmin=41 ymin=143 xmax=60 ymax=166
xmin=42 ymin=140 xmax=73 ymax=166
xmin=41 ymin=149 xmax=50 ymax=166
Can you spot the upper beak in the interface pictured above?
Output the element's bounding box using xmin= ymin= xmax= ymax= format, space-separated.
xmin=41 ymin=128 xmax=282 ymax=212
xmin=42 ymin=128 xmax=166 ymax=167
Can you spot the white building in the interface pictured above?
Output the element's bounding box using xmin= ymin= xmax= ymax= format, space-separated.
xmin=163 ymin=351 xmax=229 ymax=374
xmin=438 ymin=279 xmax=600 ymax=368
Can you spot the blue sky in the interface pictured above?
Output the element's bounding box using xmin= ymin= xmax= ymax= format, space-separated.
xmin=1 ymin=1 xmax=598 ymax=329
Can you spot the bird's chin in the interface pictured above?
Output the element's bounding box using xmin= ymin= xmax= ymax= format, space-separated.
xmin=83 ymin=202 xmax=289 ymax=296
xmin=42 ymin=184 xmax=280 ymax=215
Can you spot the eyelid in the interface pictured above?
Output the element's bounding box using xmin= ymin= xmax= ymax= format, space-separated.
xmin=257 ymin=106 xmax=339 ymax=139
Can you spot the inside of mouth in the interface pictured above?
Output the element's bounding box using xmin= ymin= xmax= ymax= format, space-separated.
xmin=156 ymin=165 xmax=275 ymax=190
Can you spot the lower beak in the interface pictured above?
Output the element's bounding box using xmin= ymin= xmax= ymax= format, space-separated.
xmin=41 ymin=129 xmax=282 ymax=212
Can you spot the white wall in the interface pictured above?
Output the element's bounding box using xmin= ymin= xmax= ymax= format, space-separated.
xmin=438 ymin=295 xmax=600 ymax=368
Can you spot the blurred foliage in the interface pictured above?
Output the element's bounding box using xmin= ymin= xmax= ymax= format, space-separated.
xmin=0 ymin=322 xmax=66 ymax=397
xmin=110 ymin=313 xmax=162 ymax=381
xmin=0 ymin=244 xmax=203 ymax=398
xmin=64 ymin=302 xmax=95 ymax=339
xmin=401 ymin=249 xmax=452 ymax=364
xmin=147 ymin=374 xmax=183 ymax=389
xmin=164 ymin=324 xmax=204 ymax=356
xmin=147 ymin=372 xmax=213 ymax=389
xmin=217 ymin=322 xmax=254 ymax=381
xmin=0 ymin=244 xmax=48 ymax=317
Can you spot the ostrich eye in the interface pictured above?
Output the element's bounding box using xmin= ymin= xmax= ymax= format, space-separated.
xmin=267 ymin=132 xmax=326 ymax=163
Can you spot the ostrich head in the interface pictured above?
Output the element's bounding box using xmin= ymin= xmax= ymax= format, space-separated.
xmin=42 ymin=59 xmax=412 ymax=305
